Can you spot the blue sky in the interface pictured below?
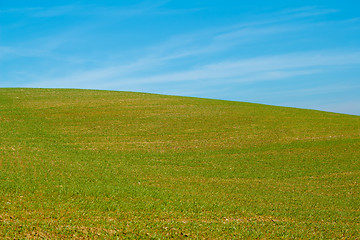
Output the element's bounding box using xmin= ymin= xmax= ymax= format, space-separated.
xmin=1 ymin=0 xmax=360 ymax=115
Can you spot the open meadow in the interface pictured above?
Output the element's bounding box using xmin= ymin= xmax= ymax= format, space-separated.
xmin=0 ymin=88 xmax=359 ymax=239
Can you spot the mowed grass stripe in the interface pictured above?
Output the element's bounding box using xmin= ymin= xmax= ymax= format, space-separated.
xmin=0 ymin=88 xmax=359 ymax=239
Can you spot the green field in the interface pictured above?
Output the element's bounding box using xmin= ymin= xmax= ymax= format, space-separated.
xmin=0 ymin=88 xmax=359 ymax=239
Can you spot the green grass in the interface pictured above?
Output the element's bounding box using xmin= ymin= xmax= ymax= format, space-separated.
xmin=0 ymin=88 xmax=359 ymax=239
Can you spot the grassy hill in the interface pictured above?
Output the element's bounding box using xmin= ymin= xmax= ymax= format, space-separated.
xmin=0 ymin=88 xmax=359 ymax=239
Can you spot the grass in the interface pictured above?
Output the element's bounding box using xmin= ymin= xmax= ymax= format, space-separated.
xmin=0 ymin=88 xmax=359 ymax=239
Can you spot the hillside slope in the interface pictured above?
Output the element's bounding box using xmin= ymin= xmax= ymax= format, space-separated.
xmin=1 ymin=88 xmax=359 ymax=239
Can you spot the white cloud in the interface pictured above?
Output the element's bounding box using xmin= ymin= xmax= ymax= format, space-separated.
xmin=112 ymin=50 xmax=360 ymax=84
xmin=26 ymin=50 xmax=360 ymax=90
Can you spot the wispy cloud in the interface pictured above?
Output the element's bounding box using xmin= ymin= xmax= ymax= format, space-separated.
xmin=28 ymin=57 xmax=161 ymax=88
xmin=138 ymin=5 xmax=340 ymax=62
xmin=3 ymin=2 xmax=359 ymax=115
xmin=21 ymin=3 xmax=360 ymax=91
xmin=0 ymin=0 xmax=192 ymax=18
xmin=124 ymin=50 xmax=360 ymax=84
xmin=0 ymin=6 xmax=77 ymax=17
xmin=0 ymin=46 xmax=14 ymax=57
xmin=27 ymin=50 xmax=360 ymax=90
xmin=2 ymin=4 xmax=337 ymax=60
xmin=280 ymin=6 xmax=338 ymax=17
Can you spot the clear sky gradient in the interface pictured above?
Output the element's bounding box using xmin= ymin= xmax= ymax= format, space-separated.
xmin=1 ymin=0 xmax=360 ymax=115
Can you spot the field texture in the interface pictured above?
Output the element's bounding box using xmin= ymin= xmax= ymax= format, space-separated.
xmin=0 ymin=88 xmax=359 ymax=239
